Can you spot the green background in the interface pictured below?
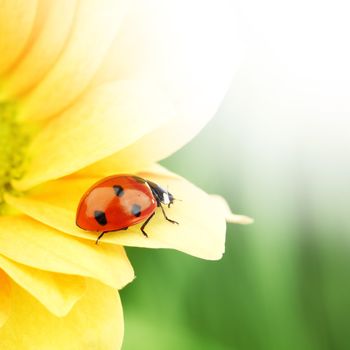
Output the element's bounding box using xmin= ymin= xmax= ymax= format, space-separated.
xmin=121 ymin=74 xmax=349 ymax=349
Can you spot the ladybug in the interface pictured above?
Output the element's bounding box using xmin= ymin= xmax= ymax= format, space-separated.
xmin=76 ymin=175 xmax=178 ymax=244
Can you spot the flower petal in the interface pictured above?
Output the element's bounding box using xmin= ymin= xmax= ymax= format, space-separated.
xmin=9 ymin=166 xmax=227 ymax=260
xmin=0 ymin=215 xmax=134 ymax=289
xmin=64 ymin=150 xmax=181 ymax=178
xmin=84 ymin=0 xmax=241 ymax=168
xmin=0 ymin=0 xmax=37 ymax=76
xmin=0 ymin=254 xmax=85 ymax=317
xmin=0 ymin=279 xmax=123 ymax=349
xmin=17 ymin=0 xmax=130 ymax=121
xmin=5 ymin=190 xmax=106 ymax=242
xmin=0 ymin=269 xmax=11 ymax=327
xmin=14 ymin=80 xmax=175 ymax=191
xmin=1 ymin=0 xmax=77 ymax=99
xmin=210 ymin=195 xmax=254 ymax=224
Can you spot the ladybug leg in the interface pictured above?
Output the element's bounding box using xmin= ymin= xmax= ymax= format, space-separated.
xmin=160 ymin=205 xmax=179 ymax=225
xmin=141 ymin=212 xmax=155 ymax=237
xmin=95 ymin=231 xmax=106 ymax=245
xmin=95 ymin=227 xmax=128 ymax=245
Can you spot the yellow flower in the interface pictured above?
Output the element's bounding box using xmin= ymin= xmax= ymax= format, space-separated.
xmin=0 ymin=0 xmax=250 ymax=348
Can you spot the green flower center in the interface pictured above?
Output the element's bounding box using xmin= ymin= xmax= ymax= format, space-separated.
xmin=0 ymin=102 xmax=29 ymax=209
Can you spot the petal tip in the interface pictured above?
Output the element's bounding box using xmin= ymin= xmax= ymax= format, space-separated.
xmin=226 ymin=214 xmax=254 ymax=225
xmin=210 ymin=194 xmax=254 ymax=225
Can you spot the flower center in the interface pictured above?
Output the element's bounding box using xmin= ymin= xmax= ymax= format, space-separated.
xmin=0 ymin=102 xmax=29 ymax=209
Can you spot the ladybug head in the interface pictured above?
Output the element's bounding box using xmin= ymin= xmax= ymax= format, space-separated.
xmin=146 ymin=180 xmax=175 ymax=207
xmin=162 ymin=191 xmax=174 ymax=207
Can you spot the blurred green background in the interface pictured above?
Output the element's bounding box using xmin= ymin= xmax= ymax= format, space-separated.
xmin=121 ymin=59 xmax=350 ymax=349
xmin=119 ymin=0 xmax=350 ymax=347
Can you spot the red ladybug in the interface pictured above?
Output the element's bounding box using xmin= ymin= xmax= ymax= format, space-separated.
xmin=76 ymin=175 xmax=178 ymax=244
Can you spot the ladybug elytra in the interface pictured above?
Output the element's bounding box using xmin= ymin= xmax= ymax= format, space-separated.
xmin=76 ymin=175 xmax=178 ymax=244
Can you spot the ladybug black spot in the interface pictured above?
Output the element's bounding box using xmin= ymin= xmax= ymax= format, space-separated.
xmin=131 ymin=204 xmax=142 ymax=217
xmin=113 ymin=185 xmax=124 ymax=197
xmin=94 ymin=210 xmax=107 ymax=225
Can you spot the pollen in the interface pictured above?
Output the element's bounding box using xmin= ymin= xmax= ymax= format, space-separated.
xmin=0 ymin=102 xmax=29 ymax=209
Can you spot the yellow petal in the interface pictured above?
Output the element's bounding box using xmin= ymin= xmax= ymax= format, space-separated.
xmin=0 ymin=254 xmax=85 ymax=317
xmin=17 ymin=0 xmax=130 ymax=121
xmin=9 ymin=167 xmax=227 ymax=260
xmin=210 ymin=195 xmax=254 ymax=224
xmin=66 ymin=151 xmax=180 ymax=178
xmin=14 ymin=80 xmax=174 ymax=191
xmin=82 ymin=112 xmax=221 ymax=178
xmin=0 ymin=0 xmax=37 ymax=76
xmin=6 ymin=190 xmax=106 ymax=242
xmin=0 ymin=269 xmax=11 ymax=327
xmin=1 ymin=0 xmax=77 ymax=99
xmin=0 ymin=279 xmax=124 ymax=350
xmin=0 ymin=215 xmax=134 ymax=289
xmin=84 ymin=0 xmax=241 ymax=168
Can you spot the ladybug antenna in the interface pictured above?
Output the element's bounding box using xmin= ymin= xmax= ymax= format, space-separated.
xmin=166 ymin=185 xmax=182 ymax=202
xmin=166 ymin=185 xmax=180 ymax=199
xmin=167 ymin=193 xmax=182 ymax=208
